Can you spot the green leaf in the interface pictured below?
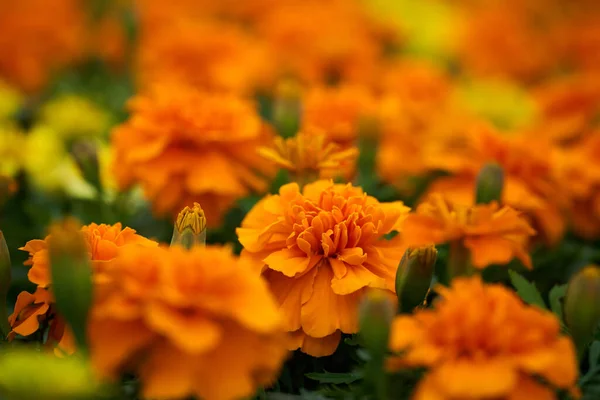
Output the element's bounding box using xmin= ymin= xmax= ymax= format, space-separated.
xmin=305 ymin=371 xmax=363 ymax=384
xmin=549 ymin=284 xmax=567 ymax=321
xmin=508 ymin=270 xmax=547 ymax=309
xmin=590 ymin=341 xmax=600 ymax=369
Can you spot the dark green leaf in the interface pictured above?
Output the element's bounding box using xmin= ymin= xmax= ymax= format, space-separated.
xmin=549 ymin=284 xmax=567 ymax=321
xmin=508 ymin=270 xmax=547 ymax=309
xmin=305 ymin=371 xmax=363 ymax=384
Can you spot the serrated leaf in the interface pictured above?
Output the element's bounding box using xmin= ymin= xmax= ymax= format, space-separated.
xmin=549 ymin=284 xmax=567 ymax=321
xmin=508 ymin=270 xmax=547 ymax=309
xmin=305 ymin=371 xmax=363 ymax=384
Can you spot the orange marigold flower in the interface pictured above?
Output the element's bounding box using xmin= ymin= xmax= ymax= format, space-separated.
xmin=402 ymin=194 xmax=536 ymax=269
xmin=424 ymin=127 xmax=567 ymax=245
xmin=111 ymin=85 xmax=275 ymax=226
xmin=89 ymin=245 xmax=288 ymax=400
xmin=258 ymin=129 xmax=359 ymax=184
xmin=0 ymin=0 xmax=87 ymax=92
xmin=388 ymin=276 xmax=579 ymax=399
xmin=8 ymin=223 xmax=156 ymax=354
xmin=136 ymin=18 xmax=275 ymax=94
xmin=302 ymin=85 xmax=377 ymax=145
xmin=237 ymin=180 xmax=410 ymax=356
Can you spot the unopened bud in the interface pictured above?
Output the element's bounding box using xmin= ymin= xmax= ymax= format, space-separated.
xmin=359 ymin=290 xmax=395 ymax=358
xmin=171 ymin=203 xmax=207 ymax=249
xmin=565 ymin=265 xmax=600 ymax=356
xmin=0 ymin=231 xmax=11 ymax=337
xmin=395 ymin=246 xmax=437 ymax=314
xmin=47 ymin=219 xmax=93 ymax=351
xmin=0 ymin=347 xmax=100 ymax=399
xmin=475 ymin=163 xmax=504 ymax=204
xmin=71 ymin=140 xmax=101 ymax=190
xmin=273 ymin=79 xmax=302 ymax=138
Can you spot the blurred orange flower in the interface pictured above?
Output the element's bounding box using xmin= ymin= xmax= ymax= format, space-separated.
xmin=388 ymin=276 xmax=578 ymax=399
xmin=0 ymin=0 xmax=87 ymax=92
xmin=111 ymin=85 xmax=275 ymax=226
xmin=136 ymin=19 xmax=275 ymax=94
xmin=8 ymin=223 xmax=156 ymax=354
xmin=424 ymin=127 xmax=566 ymax=245
xmin=237 ymin=180 xmax=409 ymax=356
xmin=302 ymin=85 xmax=377 ymax=145
xmin=89 ymin=245 xmax=288 ymax=400
xmin=402 ymin=194 xmax=536 ymax=269
xmin=259 ymin=129 xmax=359 ymax=184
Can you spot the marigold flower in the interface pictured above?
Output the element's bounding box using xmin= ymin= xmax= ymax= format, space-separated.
xmin=38 ymin=95 xmax=112 ymax=139
xmin=388 ymin=276 xmax=579 ymax=399
xmin=89 ymin=245 xmax=288 ymax=400
xmin=0 ymin=0 xmax=86 ymax=92
xmin=171 ymin=202 xmax=207 ymax=249
xmin=424 ymin=127 xmax=566 ymax=245
xmin=258 ymin=130 xmax=359 ymax=184
xmin=136 ymin=19 xmax=275 ymax=94
xmin=402 ymin=194 xmax=536 ymax=269
xmin=8 ymin=223 xmax=156 ymax=354
xmin=111 ymin=85 xmax=275 ymax=226
xmin=237 ymin=180 xmax=410 ymax=356
xmin=301 ymin=85 xmax=377 ymax=145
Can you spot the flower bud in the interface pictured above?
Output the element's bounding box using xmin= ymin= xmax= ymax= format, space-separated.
xmin=475 ymin=163 xmax=504 ymax=204
xmin=0 ymin=231 xmax=11 ymax=337
xmin=0 ymin=347 xmax=100 ymax=399
xmin=47 ymin=219 xmax=93 ymax=351
xmin=359 ymin=290 xmax=395 ymax=357
xmin=395 ymin=246 xmax=437 ymax=313
xmin=171 ymin=203 xmax=207 ymax=249
xmin=565 ymin=265 xmax=600 ymax=355
xmin=273 ymin=79 xmax=302 ymax=138
xmin=71 ymin=140 xmax=101 ymax=190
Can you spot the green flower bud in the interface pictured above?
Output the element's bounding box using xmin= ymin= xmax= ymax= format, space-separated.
xmin=565 ymin=265 xmax=600 ymax=356
xmin=47 ymin=219 xmax=93 ymax=351
xmin=0 ymin=231 xmax=11 ymax=338
xmin=475 ymin=163 xmax=504 ymax=204
xmin=0 ymin=347 xmax=100 ymax=400
xmin=171 ymin=203 xmax=207 ymax=249
xmin=395 ymin=246 xmax=437 ymax=313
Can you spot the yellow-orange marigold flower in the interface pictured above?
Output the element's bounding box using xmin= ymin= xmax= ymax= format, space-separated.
xmin=402 ymin=194 xmax=536 ymax=269
xmin=89 ymin=245 xmax=288 ymax=400
xmin=8 ymin=223 xmax=156 ymax=354
xmin=258 ymin=129 xmax=359 ymax=183
xmin=237 ymin=180 xmax=410 ymax=356
xmin=388 ymin=276 xmax=578 ymax=400
xmin=111 ymin=85 xmax=275 ymax=226
xmin=0 ymin=0 xmax=87 ymax=92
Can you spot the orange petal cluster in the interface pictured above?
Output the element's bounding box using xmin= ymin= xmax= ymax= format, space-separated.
xmin=402 ymin=194 xmax=536 ymax=269
xmin=388 ymin=276 xmax=579 ymax=400
xmin=8 ymin=223 xmax=156 ymax=354
xmin=111 ymin=85 xmax=275 ymax=226
xmin=89 ymin=245 xmax=288 ymax=400
xmin=237 ymin=180 xmax=409 ymax=356
xmin=0 ymin=0 xmax=86 ymax=92
xmin=258 ymin=129 xmax=359 ymax=183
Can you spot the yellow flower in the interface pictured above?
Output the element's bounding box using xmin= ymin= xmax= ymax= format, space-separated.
xmin=388 ymin=276 xmax=579 ymax=400
xmin=23 ymin=126 xmax=96 ymax=199
xmin=38 ymin=95 xmax=112 ymax=139
xmin=237 ymin=180 xmax=409 ymax=356
xmin=0 ymin=125 xmax=26 ymax=178
xmin=259 ymin=129 xmax=359 ymax=184
xmin=0 ymin=80 xmax=22 ymax=122
xmin=89 ymin=245 xmax=288 ymax=400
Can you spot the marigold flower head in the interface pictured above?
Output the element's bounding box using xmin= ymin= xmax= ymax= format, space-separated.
xmin=136 ymin=19 xmax=275 ymax=94
xmin=237 ymin=180 xmax=410 ymax=356
xmin=302 ymin=85 xmax=377 ymax=145
xmin=111 ymin=85 xmax=275 ymax=226
xmin=388 ymin=276 xmax=579 ymax=399
xmin=258 ymin=130 xmax=359 ymax=184
xmin=172 ymin=202 xmax=208 ymax=248
xmin=8 ymin=223 xmax=156 ymax=354
xmin=89 ymin=245 xmax=288 ymax=400
xmin=0 ymin=0 xmax=87 ymax=92
xmin=402 ymin=194 xmax=536 ymax=269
